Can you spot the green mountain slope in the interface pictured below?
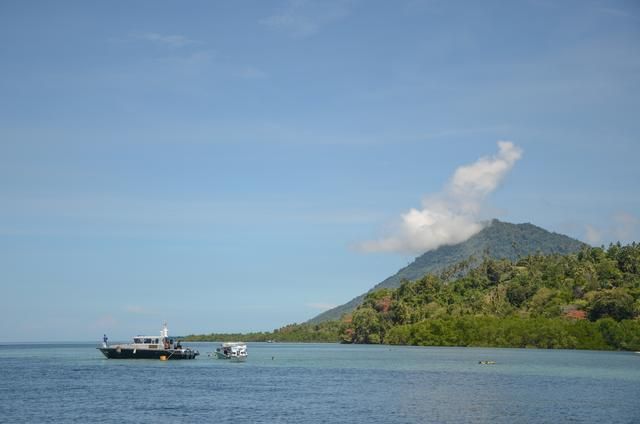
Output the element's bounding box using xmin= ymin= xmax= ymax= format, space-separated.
xmin=308 ymin=220 xmax=587 ymax=323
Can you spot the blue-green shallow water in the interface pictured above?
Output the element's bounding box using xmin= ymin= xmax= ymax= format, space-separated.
xmin=1 ymin=343 xmax=639 ymax=423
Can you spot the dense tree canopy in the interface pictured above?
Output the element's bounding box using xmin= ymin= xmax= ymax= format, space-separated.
xmin=340 ymin=243 xmax=640 ymax=350
xmin=186 ymin=244 xmax=640 ymax=351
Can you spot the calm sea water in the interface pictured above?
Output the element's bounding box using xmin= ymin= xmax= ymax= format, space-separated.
xmin=1 ymin=342 xmax=639 ymax=423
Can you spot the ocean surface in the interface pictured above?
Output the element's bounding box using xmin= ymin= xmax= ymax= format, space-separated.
xmin=1 ymin=342 xmax=639 ymax=423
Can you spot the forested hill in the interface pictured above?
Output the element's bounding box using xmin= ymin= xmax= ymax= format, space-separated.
xmin=185 ymin=243 xmax=640 ymax=351
xmin=308 ymin=220 xmax=587 ymax=324
xmin=342 ymin=243 xmax=640 ymax=350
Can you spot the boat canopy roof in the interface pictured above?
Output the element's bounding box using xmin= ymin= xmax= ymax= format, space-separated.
xmin=134 ymin=335 xmax=170 ymax=339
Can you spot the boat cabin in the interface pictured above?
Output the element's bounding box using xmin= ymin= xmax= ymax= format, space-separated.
xmin=130 ymin=324 xmax=182 ymax=350
xmin=131 ymin=337 xmax=179 ymax=349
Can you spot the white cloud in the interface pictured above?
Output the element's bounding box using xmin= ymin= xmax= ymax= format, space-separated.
xmin=124 ymin=305 xmax=156 ymax=315
xmin=261 ymin=0 xmax=355 ymax=37
xmin=360 ymin=141 xmax=523 ymax=254
xmin=90 ymin=315 xmax=117 ymax=330
xmin=236 ymin=66 xmax=268 ymax=79
xmin=134 ymin=32 xmax=197 ymax=48
xmin=158 ymin=49 xmax=216 ymax=75
xmin=612 ymin=212 xmax=639 ymax=241
xmin=587 ymin=212 xmax=640 ymax=245
xmin=585 ymin=225 xmax=602 ymax=245
xmin=595 ymin=7 xmax=637 ymax=20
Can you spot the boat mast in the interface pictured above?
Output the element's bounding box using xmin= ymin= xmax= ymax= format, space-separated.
xmin=161 ymin=322 xmax=169 ymax=338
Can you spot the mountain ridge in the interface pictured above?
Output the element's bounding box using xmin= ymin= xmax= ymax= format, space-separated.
xmin=308 ymin=220 xmax=587 ymax=324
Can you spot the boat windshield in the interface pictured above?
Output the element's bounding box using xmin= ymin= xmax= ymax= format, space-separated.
xmin=133 ymin=337 xmax=160 ymax=344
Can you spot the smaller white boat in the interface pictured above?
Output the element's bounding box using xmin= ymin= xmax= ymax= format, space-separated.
xmin=215 ymin=342 xmax=247 ymax=361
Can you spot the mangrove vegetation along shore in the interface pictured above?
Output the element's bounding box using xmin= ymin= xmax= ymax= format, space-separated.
xmin=183 ymin=320 xmax=342 ymax=343
xmin=185 ymin=243 xmax=640 ymax=350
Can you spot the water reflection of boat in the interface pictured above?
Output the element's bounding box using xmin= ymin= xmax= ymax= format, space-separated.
xmin=97 ymin=323 xmax=199 ymax=360
xmin=215 ymin=342 xmax=247 ymax=361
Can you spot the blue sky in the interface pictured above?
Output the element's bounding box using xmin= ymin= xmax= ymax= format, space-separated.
xmin=1 ymin=0 xmax=639 ymax=341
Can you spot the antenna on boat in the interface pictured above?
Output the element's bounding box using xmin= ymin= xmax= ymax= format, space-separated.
xmin=162 ymin=322 xmax=169 ymax=338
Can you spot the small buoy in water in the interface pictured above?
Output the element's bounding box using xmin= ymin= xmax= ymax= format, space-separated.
xmin=272 ymin=356 xmax=274 ymax=360
xmin=160 ymin=355 xmax=167 ymax=361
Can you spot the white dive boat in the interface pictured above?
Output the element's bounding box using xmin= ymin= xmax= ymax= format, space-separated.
xmin=97 ymin=323 xmax=199 ymax=360
xmin=215 ymin=342 xmax=247 ymax=361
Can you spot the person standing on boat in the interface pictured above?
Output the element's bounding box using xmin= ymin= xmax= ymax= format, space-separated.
xmin=103 ymin=334 xmax=108 ymax=348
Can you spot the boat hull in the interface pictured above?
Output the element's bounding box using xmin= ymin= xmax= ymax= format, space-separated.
xmin=214 ymin=351 xmax=247 ymax=361
xmin=98 ymin=347 xmax=198 ymax=360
